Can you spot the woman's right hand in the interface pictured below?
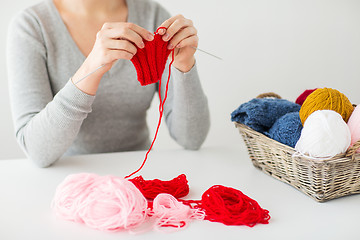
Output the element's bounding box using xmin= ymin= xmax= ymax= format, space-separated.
xmin=72 ymin=22 xmax=154 ymax=95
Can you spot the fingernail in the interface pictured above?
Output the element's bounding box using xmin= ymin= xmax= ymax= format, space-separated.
xmin=140 ymin=42 xmax=145 ymax=48
xmin=148 ymin=34 xmax=154 ymax=41
xmin=163 ymin=33 xmax=169 ymax=41
xmin=167 ymin=43 xmax=173 ymax=49
xmin=159 ymin=29 xmax=166 ymax=35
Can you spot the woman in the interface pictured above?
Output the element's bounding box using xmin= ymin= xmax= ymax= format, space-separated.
xmin=7 ymin=0 xmax=210 ymax=167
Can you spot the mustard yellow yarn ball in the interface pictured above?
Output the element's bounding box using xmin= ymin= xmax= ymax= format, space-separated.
xmin=299 ymin=88 xmax=354 ymax=125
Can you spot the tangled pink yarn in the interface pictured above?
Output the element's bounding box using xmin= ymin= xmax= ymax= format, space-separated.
xmin=52 ymin=173 xmax=98 ymax=223
xmin=52 ymin=173 xmax=148 ymax=232
xmin=151 ymin=193 xmax=205 ymax=229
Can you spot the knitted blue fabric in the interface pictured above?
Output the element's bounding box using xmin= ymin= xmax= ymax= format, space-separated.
xmin=231 ymin=98 xmax=301 ymax=133
xmin=266 ymin=112 xmax=302 ymax=148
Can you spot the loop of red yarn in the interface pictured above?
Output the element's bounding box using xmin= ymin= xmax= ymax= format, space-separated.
xmin=129 ymin=174 xmax=190 ymax=200
xmin=200 ymin=185 xmax=270 ymax=227
xmin=183 ymin=185 xmax=270 ymax=227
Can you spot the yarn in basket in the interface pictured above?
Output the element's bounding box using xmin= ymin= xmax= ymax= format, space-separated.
xmin=266 ymin=112 xmax=303 ymax=148
xmin=347 ymin=105 xmax=360 ymax=153
xmin=299 ymin=88 xmax=354 ymax=124
xmin=231 ymin=98 xmax=300 ymax=134
xmin=295 ymin=110 xmax=351 ymax=158
xmin=295 ymin=88 xmax=317 ymax=106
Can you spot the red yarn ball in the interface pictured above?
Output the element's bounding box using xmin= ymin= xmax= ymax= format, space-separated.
xmin=295 ymin=88 xmax=317 ymax=106
xmin=129 ymin=174 xmax=190 ymax=200
xmin=200 ymin=185 xmax=270 ymax=227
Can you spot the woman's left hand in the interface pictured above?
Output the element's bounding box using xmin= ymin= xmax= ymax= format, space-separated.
xmin=158 ymin=15 xmax=198 ymax=73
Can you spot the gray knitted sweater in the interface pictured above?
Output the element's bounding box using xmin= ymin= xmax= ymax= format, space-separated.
xmin=7 ymin=0 xmax=210 ymax=167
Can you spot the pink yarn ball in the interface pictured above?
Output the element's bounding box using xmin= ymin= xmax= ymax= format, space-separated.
xmin=52 ymin=173 xmax=98 ymax=223
xmin=52 ymin=174 xmax=148 ymax=232
xmin=347 ymin=105 xmax=360 ymax=153
xmin=152 ymin=193 xmax=205 ymax=229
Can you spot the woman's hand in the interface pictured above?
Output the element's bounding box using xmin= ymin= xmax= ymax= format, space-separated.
xmin=72 ymin=22 xmax=154 ymax=95
xmin=158 ymin=15 xmax=198 ymax=73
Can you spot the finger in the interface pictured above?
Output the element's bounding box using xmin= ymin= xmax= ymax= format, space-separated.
xmin=127 ymin=23 xmax=154 ymax=41
xmin=167 ymin=26 xmax=197 ymax=49
xmin=105 ymin=39 xmax=137 ymax=55
xmin=158 ymin=14 xmax=184 ymax=35
xmin=162 ymin=18 xmax=193 ymax=42
xmin=106 ymin=49 xmax=134 ymax=62
xmin=98 ymin=27 xmax=146 ymax=49
xmin=102 ymin=22 xmax=154 ymax=41
xmin=175 ymin=35 xmax=199 ymax=49
xmin=158 ymin=15 xmax=180 ymax=35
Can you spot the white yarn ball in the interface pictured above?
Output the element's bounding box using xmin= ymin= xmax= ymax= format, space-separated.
xmin=295 ymin=110 xmax=351 ymax=158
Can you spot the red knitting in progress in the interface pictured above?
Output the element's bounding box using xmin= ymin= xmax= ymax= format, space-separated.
xmin=131 ymin=27 xmax=172 ymax=86
xmin=126 ymin=27 xmax=174 ymax=179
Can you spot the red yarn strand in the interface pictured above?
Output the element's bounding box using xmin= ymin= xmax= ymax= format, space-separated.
xmin=125 ymin=35 xmax=174 ymax=179
xmin=160 ymin=51 xmax=174 ymax=111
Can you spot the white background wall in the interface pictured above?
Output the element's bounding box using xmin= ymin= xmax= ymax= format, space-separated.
xmin=1 ymin=0 xmax=360 ymax=160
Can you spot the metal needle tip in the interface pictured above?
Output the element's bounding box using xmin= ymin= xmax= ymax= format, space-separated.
xmin=191 ymin=47 xmax=222 ymax=60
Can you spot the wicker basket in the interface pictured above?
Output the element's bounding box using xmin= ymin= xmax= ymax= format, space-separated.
xmin=234 ymin=93 xmax=360 ymax=202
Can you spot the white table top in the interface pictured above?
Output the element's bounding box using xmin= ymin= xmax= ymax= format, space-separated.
xmin=1 ymin=145 xmax=359 ymax=240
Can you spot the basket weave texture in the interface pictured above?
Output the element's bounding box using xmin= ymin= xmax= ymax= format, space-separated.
xmin=235 ymin=122 xmax=360 ymax=202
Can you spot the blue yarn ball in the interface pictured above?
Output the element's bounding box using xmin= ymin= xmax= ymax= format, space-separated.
xmin=231 ymin=98 xmax=301 ymax=134
xmin=266 ymin=112 xmax=303 ymax=148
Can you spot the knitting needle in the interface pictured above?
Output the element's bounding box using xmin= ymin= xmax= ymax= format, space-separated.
xmin=74 ymin=64 xmax=107 ymax=85
xmin=192 ymin=47 xmax=223 ymax=60
xmin=73 ymin=47 xmax=221 ymax=84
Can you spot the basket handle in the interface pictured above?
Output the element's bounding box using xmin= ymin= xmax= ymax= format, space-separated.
xmin=256 ymin=92 xmax=282 ymax=99
xmin=345 ymin=140 xmax=360 ymax=158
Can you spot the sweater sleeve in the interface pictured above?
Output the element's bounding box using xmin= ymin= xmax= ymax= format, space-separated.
xmin=153 ymin=3 xmax=210 ymax=150
xmin=7 ymin=11 xmax=95 ymax=167
xmin=162 ymin=64 xmax=210 ymax=150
